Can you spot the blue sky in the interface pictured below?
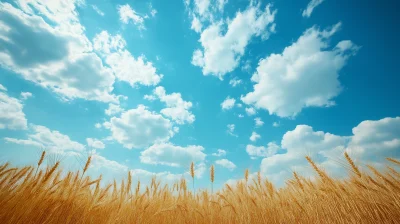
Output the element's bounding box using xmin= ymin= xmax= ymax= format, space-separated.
xmin=0 ymin=0 xmax=399 ymax=189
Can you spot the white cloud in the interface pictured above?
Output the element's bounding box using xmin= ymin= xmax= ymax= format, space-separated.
xmin=144 ymin=94 xmax=156 ymax=101
xmin=105 ymin=105 xmax=175 ymax=149
xmin=250 ymin=131 xmax=261 ymax=142
xmin=85 ymin=153 xmax=129 ymax=184
xmin=191 ymin=16 xmax=202 ymax=33
xmin=302 ymin=0 xmax=325 ymax=18
xmin=217 ymin=0 xmax=228 ymax=12
xmin=193 ymin=162 xmax=206 ymax=179
xmin=20 ymin=92 xmax=32 ymax=100
xmin=273 ymin=122 xmax=280 ymax=127
xmin=229 ymin=77 xmax=242 ymax=87
xmin=91 ymin=153 xmax=127 ymax=171
xmin=140 ymin=142 xmax=206 ymax=167
xmin=0 ymin=91 xmax=27 ymax=130
xmin=212 ymin=149 xmax=227 ymax=157
xmin=227 ymin=124 xmax=237 ymax=137
xmin=346 ymin=117 xmax=400 ymax=163
xmin=242 ymin=23 xmax=359 ymax=117
xmin=94 ymin=123 xmax=102 ymax=129
xmin=93 ymin=31 xmax=163 ymax=87
xmin=149 ymin=3 xmax=157 ymax=17
xmin=92 ymin=5 xmax=105 ymax=16
xmin=246 ymin=142 xmax=280 ymax=159
xmin=147 ymin=86 xmax=195 ymax=125
xmin=5 ymin=124 xmax=85 ymax=153
xmin=14 ymin=0 xmax=86 ymax=33
xmin=0 ymin=2 xmax=118 ymax=103
xmin=225 ymin=171 xmax=259 ymax=187
xmin=118 ymin=4 xmax=145 ymax=30
xmin=184 ymin=0 xmax=191 ymax=8
xmin=215 ymin=159 xmax=236 ymax=171
xmin=194 ymin=0 xmax=211 ymax=16
xmin=151 ymin=9 xmax=157 ymax=17
xmin=47 ymin=150 xmax=127 ymax=184
xmin=236 ymin=103 xmax=242 ymax=108
xmin=221 ymin=96 xmax=235 ymax=110
xmin=3 ymin=137 xmax=43 ymax=148
xmin=86 ymin=138 xmax=105 ymax=149
xmin=105 ymin=103 xmax=124 ymax=116
xmin=260 ymin=124 xmax=349 ymax=186
xmin=129 ymin=169 xmax=182 ymax=186
xmin=255 ymin=117 xmax=264 ymax=127
xmin=238 ymin=114 xmax=244 ymax=118
xmin=191 ymin=3 xmax=276 ymax=78
xmin=130 ymin=162 xmax=204 ymax=184
xmin=245 ymin=107 xmax=256 ymax=116
xmin=241 ymin=60 xmax=252 ymax=73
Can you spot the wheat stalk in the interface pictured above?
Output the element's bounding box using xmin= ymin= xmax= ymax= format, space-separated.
xmin=210 ymin=164 xmax=215 ymax=194
xmin=344 ymin=152 xmax=361 ymax=178
xmin=190 ymin=162 xmax=195 ymax=192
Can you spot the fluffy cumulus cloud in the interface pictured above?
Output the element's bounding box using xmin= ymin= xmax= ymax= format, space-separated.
xmin=221 ymin=96 xmax=236 ymax=110
xmin=259 ymin=117 xmax=400 ymax=186
xmin=250 ymin=131 xmax=261 ymax=142
xmin=105 ymin=103 xmax=124 ymax=116
xmin=20 ymin=92 xmax=32 ymax=100
xmin=346 ymin=117 xmax=400 ymax=164
xmin=187 ymin=0 xmax=226 ymax=23
xmin=90 ymin=153 xmax=127 ymax=171
xmin=93 ymin=31 xmax=163 ymax=87
xmin=302 ymin=0 xmax=325 ymax=18
xmin=140 ymin=143 xmax=206 ymax=167
xmin=104 ymin=105 xmax=175 ymax=149
xmin=212 ymin=149 xmax=227 ymax=157
xmin=191 ymin=3 xmax=277 ymax=78
xmin=242 ymin=23 xmax=359 ymax=117
xmin=255 ymin=117 xmax=264 ymax=127
xmin=260 ymin=125 xmax=348 ymax=186
xmin=191 ymin=16 xmax=202 ymax=33
xmin=194 ymin=162 xmax=207 ymax=179
xmin=194 ymin=0 xmax=211 ymax=16
xmin=5 ymin=124 xmax=85 ymax=153
xmin=86 ymin=138 xmax=105 ymax=149
xmin=84 ymin=152 xmax=130 ymax=183
xmin=0 ymin=2 xmax=118 ymax=103
xmin=245 ymin=107 xmax=257 ymax=116
xmin=246 ymin=142 xmax=280 ymax=159
xmin=215 ymin=159 xmax=236 ymax=171
xmin=217 ymin=0 xmax=228 ymax=12
xmin=118 ymin=4 xmax=145 ymax=30
xmin=146 ymin=86 xmax=195 ymax=125
xmin=0 ymin=88 xmax=28 ymax=130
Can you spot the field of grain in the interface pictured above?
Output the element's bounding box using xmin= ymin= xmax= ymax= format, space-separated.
xmin=0 ymin=151 xmax=399 ymax=224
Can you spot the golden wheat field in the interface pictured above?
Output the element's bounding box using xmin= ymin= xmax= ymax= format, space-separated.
xmin=0 ymin=151 xmax=399 ymax=224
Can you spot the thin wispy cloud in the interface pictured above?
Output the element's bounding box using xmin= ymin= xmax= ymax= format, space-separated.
xmin=302 ymin=0 xmax=325 ymax=18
